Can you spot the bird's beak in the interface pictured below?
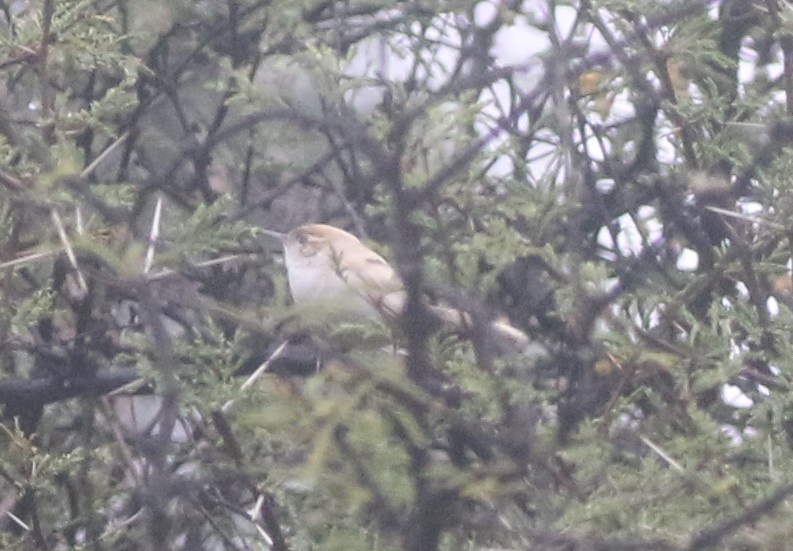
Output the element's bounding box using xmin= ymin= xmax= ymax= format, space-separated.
xmin=262 ymin=229 xmax=286 ymax=241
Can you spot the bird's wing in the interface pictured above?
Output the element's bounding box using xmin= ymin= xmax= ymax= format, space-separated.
xmin=326 ymin=238 xmax=529 ymax=346
xmin=330 ymin=244 xmax=405 ymax=319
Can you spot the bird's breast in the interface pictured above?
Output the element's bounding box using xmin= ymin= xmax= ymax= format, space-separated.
xmin=286 ymin=253 xmax=348 ymax=301
xmin=284 ymin=250 xmax=379 ymax=319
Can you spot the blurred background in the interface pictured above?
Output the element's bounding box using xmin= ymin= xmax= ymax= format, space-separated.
xmin=2 ymin=1 xmax=793 ymax=550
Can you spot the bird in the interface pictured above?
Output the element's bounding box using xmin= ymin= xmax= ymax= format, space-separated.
xmin=264 ymin=224 xmax=404 ymax=323
xmin=264 ymin=223 xmax=529 ymax=349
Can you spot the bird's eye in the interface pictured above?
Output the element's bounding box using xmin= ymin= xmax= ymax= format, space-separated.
xmin=296 ymin=233 xmax=320 ymax=256
xmin=296 ymin=233 xmax=322 ymax=256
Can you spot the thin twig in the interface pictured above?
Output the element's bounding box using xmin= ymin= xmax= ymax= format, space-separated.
xmin=75 ymin=206 xmax=84 ymax=235
xmin=238 ymin=339 xmax=289 ymax=392
xmin=704 ymin=205 xmax=785 ymax=230
xmin=0 ymin=251 xmax=57 ymax=271
xmin=638 ymin=434 xmax=685 ymax=473
xmin=145 ymin=254 xmax=248 ymax=281
xmin=50 ymin=209 xmax=88 ymax=295
xmin=80 ymin=131 xmax=130 ymax=179
xmin=221 ymin=339 xmax=290 ymax=413
xmin=6 ymin=511 xmax=30 ymax=532
xmin=247 ymin=494 xmax=275 ymax=546
xmin=144 ymin=195 xmax=164 ymax=274
xmin=105 ymin=376 xmax=149 ymax=397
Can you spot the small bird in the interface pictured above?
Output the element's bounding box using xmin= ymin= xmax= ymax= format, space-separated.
xmin=264 ymin=224 xmax=404 ymax=322
xmin=265 ymin=224 xmax=529 ymax=348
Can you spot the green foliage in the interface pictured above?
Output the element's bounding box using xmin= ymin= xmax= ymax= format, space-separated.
xmin=5 ymin=0 xmax=793 ymax=550
xmin=164 ymin=195 xmax=253 ymax=258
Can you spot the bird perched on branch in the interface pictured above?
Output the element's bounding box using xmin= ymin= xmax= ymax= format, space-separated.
xmin=264 ymin=223 xmax=529 ymax=350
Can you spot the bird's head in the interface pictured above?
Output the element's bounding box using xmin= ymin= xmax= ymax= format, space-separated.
xmin=265 ymin=224 xmax=365 ymax=261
